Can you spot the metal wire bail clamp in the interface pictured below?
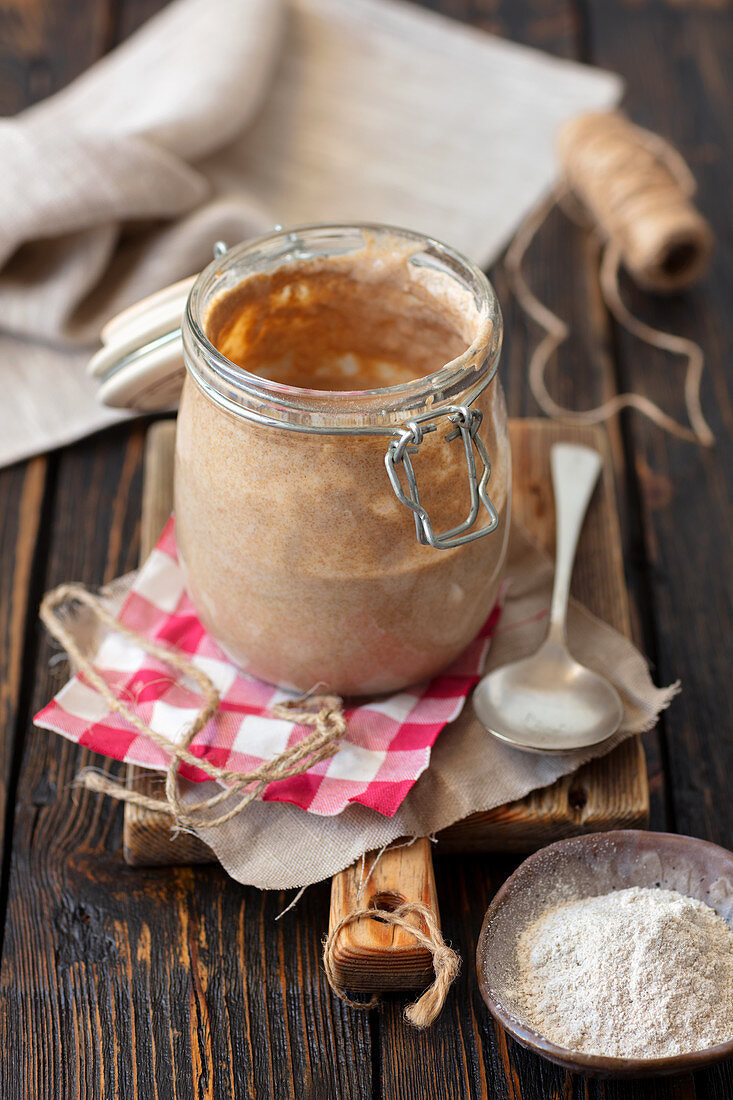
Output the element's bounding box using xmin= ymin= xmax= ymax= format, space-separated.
xmin=384 ymin=404 xmax=499 ymax=550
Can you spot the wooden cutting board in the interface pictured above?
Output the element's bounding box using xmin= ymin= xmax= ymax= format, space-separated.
xmin=122 ymin=418 xmax=647 ymax=989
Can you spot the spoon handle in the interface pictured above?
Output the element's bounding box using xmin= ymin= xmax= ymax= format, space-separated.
xmin=548 ymin=444 xmax=603 ymax=641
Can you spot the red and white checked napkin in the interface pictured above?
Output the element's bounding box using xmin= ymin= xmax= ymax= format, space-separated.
xmin=35 ymin=518 xmax=500 ymax=817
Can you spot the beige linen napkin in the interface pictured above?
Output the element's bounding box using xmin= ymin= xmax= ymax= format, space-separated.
xmin=0 ymin=0 xmax=621 ymax=467
xmin=58 ymin=522 xmax=675 ymax=889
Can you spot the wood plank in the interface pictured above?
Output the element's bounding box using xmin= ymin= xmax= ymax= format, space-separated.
xmin=459 ymin=0 xmax=728 ymax=1096
xmin=0 ymin=0 xmax=121 ymax=875
xmin=0 ymin=426 xmax=149 ymax=1099
xmin=0 ymin=0 xmax=122 ymax=913
xmin=584 ymin=0 xmax=733 ymax=853
xmin=0 ymin=461 xmax=46 ymax=865
xmin=0 ymin=0 xmax=115 ymax=113
xmin=476 ymin=0 xmax=670 ymax=836
xmin=485 ymin=29 xmax=669 ymax=836
xmin=0 ymin=0 xmax=107 ymax=982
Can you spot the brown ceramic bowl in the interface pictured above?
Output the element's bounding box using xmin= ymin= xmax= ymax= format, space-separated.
xmin=476 ymin=830 xmax=733 ymax=1078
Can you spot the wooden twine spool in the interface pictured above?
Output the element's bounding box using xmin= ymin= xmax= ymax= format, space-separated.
xmin=507 ymin=109 xmax=715 ymax=446
xmin=558 ymin=110 xmax=712 ymax=293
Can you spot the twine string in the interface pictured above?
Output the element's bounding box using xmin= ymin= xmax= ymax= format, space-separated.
xmin=506 ymin=110 xmax=714 ymax=447
xmin=323 ymin=900 xmax=460 ymax=1029
xmin=39 ymin=582 xmax=345 ymax=829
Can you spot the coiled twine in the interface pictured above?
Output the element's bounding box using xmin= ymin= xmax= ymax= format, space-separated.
xmin=508 ymin=110 xmax=714 ymax=446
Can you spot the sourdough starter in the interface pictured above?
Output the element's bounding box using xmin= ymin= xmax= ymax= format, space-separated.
xmin=175 ymin=242 xmax=509 ymax=695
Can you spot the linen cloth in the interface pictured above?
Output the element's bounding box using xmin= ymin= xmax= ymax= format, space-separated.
xmin=0 ymin=0 xmax=621 ymax=467
xmin=34 ymin=517 xmax=501 ymax=818
xmin=35 ymin=522 xmax=676 ymax=889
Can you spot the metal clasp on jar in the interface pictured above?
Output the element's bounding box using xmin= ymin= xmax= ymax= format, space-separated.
xmin=384 ymin=405 xmax=499 ymax=549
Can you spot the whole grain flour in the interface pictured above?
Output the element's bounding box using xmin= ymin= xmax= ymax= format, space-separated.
xmin=513 ymin=886 xmax=733 ymax=1058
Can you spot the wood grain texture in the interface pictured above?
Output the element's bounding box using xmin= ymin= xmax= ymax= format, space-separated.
xmin=474 ymin=0 xmax=671 ymax=836
xmin=0 ymin=0 xmax=114 ymax=112
xmin=328 ymin=839 xmax=439 ymax=993
xmin=584 ymin=0 xmax=733 ymax=851
xmin=0 ymin=0 xmax=108 ymax=964
xmin=580 ymin=13 xmax=733 ymax=1084
xmin=0 ymin=460 xmax=46 ymax=861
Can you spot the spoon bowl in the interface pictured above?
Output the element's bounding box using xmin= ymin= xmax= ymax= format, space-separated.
xmin=473 ymin=638 xmax=624 ymax=753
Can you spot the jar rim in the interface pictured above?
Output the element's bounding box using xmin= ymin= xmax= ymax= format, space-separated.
xmin=182 ymin=222 xmax=503 ymax=434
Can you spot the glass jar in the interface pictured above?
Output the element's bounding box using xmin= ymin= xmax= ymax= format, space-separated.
xmin=175 ymin=224 xmax=510 ymax=696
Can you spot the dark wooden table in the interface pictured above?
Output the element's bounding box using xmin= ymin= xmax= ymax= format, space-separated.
xmin=0 ymin=0 xmax=731 ymax=1096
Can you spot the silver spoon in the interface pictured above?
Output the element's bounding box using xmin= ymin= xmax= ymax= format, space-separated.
xmin=473 ymin=443 xmax=623 ymax=753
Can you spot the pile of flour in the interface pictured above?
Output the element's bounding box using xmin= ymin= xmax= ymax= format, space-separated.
xmin=513 ymin=886 xmax=733 ymax=1058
